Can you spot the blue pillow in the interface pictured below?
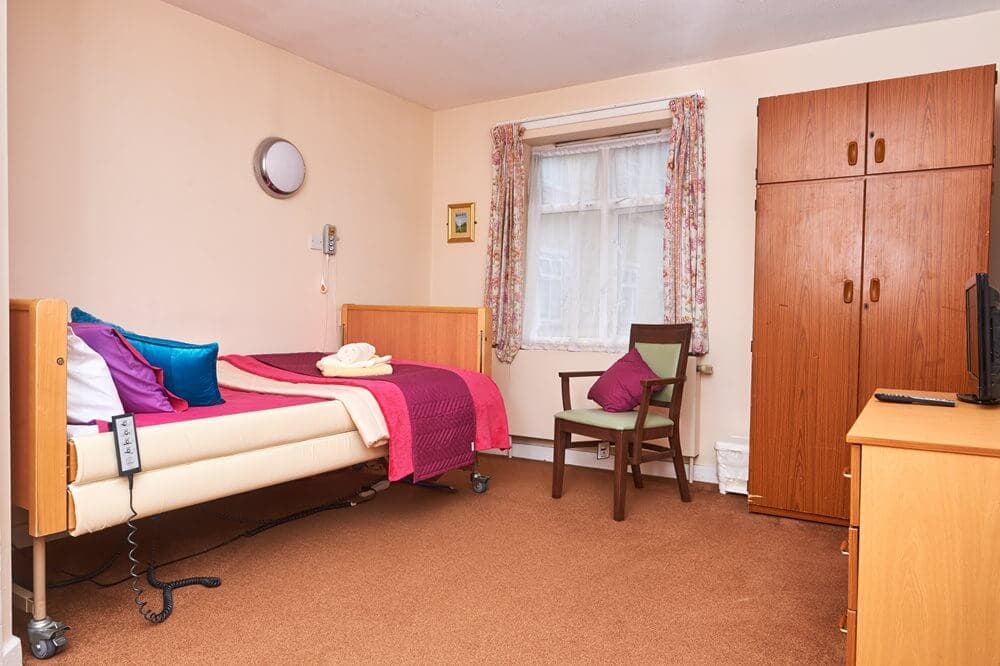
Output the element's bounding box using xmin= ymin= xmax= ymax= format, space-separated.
xmin=71 ymin=307 xmax=224 ymax=406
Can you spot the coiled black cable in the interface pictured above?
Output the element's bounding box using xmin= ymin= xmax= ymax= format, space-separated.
xmin=17 ymin=479 xmax=385 ymax=592
xmin=126 ymin=475 xmax=221 ymax=624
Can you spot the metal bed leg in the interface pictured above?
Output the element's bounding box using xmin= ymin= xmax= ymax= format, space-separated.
xmin=25 ymin=537 xmax=69 ymax=660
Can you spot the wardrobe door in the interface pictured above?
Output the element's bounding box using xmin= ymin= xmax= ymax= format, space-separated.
xmin=859 ymin=167 xmax=991 ymax=406
xmin=749 ymin=179 xmax=864 ymax=521
xmin=757 ymin=84 xmax=867 ymax=184
xmin=867 ymin=65 xmax=995 ymax=174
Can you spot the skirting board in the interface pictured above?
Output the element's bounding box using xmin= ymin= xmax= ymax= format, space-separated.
xmin=1 ymin=635 xmax=23 ymax=666
xmin=484 ymin=438 xmax=719 ymax=485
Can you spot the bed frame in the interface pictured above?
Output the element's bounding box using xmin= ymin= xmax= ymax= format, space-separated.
xmin=341 ymin=303 xmax=492 ymax=375
xmin=9 ymin=298 xmax=493 ymax=657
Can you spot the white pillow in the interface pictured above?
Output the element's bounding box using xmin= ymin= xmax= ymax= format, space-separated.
xmin=67 ymin=328 xmax=124 ymax=424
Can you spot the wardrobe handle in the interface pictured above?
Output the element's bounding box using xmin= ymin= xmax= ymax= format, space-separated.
xmin=869 ymin=277 xmax=880 ymax=303
xmin=847 ymin=141 xmax=858 ymax=166
xmin=874 ymin=138 xmax=885 ymax=163
xmin=843 ymin=279 xmax=854 ymax=303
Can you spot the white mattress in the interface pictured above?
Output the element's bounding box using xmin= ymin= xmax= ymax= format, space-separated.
xmin=71 ymin=400 xmax=359 ymax=484
xmin=70 ymin=431 xmax=386 ymax=535
xmin=68 ymin=396 xmax=387 ymax=536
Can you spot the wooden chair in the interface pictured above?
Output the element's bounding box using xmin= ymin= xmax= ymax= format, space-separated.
xmin=552 ymin=323 xmax=693 ymax=521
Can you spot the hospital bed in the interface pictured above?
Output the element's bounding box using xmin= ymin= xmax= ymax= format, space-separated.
xmin=9 ymin=298 xmax=496 ymax=658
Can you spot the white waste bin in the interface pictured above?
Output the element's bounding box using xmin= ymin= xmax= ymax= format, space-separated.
xmin=715 ymin=437 xmax=749 ymax=495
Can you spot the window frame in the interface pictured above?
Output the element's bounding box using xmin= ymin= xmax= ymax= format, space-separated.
xmin=522 ymin=131 xmax=669 ymax=353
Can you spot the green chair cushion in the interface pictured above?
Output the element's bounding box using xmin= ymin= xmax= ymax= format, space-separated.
xmin=634 ymin=341 xmax=682 ymax=402
xmin=555 ymin=409 xmax=673 ymax=431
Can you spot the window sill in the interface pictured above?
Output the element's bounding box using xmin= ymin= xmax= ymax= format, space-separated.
xmin=521 ymin=341 xmax=627 ymax=354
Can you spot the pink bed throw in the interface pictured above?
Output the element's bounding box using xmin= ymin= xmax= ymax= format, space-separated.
xmin=94 ymin=387 xmax=324 ymax=433
xmin=220 ymin=353 xmax=510 ymax=481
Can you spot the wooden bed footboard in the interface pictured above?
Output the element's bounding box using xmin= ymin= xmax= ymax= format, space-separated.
xmin=10 ymin=298 xmax=70 ymax=537
xmin=341 ymin=304 xmax=493 ymax=375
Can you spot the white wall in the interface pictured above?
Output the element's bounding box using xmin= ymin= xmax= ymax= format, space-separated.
xmin=0 ymin=0 xmax=20 ymax=659
xmin=8 ymin=0 xmax=434 ymax=353
xmin=428 ymin=11 xmax=1000 ymax=467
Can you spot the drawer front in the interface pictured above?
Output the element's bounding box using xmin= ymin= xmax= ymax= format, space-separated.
xmin=846 ymin=527 xmax=859 ymax=610
xmin=848 ymin=445 xmax=861 ymax=526
xmin=841 ymin=609 xmax=857 ymax=665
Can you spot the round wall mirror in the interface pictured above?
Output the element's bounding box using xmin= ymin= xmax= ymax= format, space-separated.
xmin=253 ymin=137 xmax=305 ymax=198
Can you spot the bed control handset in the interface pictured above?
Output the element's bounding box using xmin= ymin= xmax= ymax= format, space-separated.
xmin=112 ymin=414 xmax=142 ymax=476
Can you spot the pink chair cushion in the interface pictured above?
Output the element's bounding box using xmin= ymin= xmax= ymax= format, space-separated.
xmin=587 ymin=348 xmax=659 ymax=413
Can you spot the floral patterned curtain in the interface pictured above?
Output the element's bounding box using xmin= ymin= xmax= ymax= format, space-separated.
xmin=664 ymin=94 xmax=709 ymax=354
xmin=483 ymin=123 xmax=527 ymax=363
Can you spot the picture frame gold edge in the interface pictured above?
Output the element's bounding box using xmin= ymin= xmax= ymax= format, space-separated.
xmin=447 ymin=202 xmax=476 ymax=244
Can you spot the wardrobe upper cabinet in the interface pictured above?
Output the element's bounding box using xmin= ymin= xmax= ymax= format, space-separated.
xmin=867 ymin=65 xmax=996 ymax=174
xmin=757 ymin=84 xmax=867 ymax=184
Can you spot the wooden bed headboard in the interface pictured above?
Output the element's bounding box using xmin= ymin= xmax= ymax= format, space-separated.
xmin=341 ymin=304 xmax=492 ymax=375
xmin=10 ymin=298 xmax=69 ymax=537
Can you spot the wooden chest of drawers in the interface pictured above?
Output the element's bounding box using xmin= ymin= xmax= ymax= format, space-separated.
xmin=844 ymin=392 xmax=1000 ymax=665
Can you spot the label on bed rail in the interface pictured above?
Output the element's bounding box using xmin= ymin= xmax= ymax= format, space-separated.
xmin=112 ymin=413 xmax=142 ymax=476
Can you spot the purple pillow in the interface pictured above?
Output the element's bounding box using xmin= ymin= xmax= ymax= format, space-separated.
xmin=70 ymin=323 xmax=188 ymax=414
xmin=587 ymin=348 xmax=659 ymax=412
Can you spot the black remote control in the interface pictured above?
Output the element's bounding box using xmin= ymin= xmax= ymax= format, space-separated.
xmin=874 ymin=392 xmax=955 ymax=407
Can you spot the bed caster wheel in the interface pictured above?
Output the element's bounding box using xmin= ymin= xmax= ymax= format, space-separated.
xmin=31 ymin=639 xmax=61 ymax=660
xmin=471 ymin=472 xmax=490 ymax=494
xmin=27 ymin=617 xmax=69 ymax=659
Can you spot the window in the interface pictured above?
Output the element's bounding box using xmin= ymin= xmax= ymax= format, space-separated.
xmin=523 ymin=132 xmax=668 ymax=352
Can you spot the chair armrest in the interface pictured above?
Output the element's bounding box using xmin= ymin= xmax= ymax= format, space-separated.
xmin=634 ymin=376 xmax=685 ymax=443
xmin=639 ymin=376 xmax=685 ymax=389
xmin=558 ymin=371 xmax=604 ymax=410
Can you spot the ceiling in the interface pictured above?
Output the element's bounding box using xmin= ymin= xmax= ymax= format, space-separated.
xmin=164 ymin=0 xmax=1000 ymax=109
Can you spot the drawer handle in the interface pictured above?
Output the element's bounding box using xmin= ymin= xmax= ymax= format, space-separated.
xmin=874 ymin=137 xmax=885 ymax=163
xmin=847 ymin=141 xmax=858 ymax=166
xmin=840 ymin=539 xmax=849 ymax=556
xmin=842 ymin=466 xmax=852 ymax=480
xmin=843 ymin=279 xmax=854 ymax=304
xmin=839 ymin=613 xmax=849 ymax=635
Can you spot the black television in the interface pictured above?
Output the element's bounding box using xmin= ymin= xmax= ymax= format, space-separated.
xmin=958 ymin=273 xmax=1000 ymax=405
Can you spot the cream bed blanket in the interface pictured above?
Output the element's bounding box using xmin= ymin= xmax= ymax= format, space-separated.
xmin=215 ymin=360 xmax=390 ymax=446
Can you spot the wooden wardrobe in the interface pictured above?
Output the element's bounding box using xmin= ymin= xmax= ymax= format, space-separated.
xmin=749 ymin=65 xmax=996 ymax=524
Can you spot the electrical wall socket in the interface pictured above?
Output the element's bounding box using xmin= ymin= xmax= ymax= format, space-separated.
xmin=309 ymin=234 xmax=323 ymax=251
xmin=597 ymin=442 xmax=610 ymax=460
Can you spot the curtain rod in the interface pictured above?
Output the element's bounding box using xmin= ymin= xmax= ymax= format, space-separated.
xmin=553 ymin=128 xmax=665 ymax=148
xmin=499 ymin=89 xmax=704 ymax=128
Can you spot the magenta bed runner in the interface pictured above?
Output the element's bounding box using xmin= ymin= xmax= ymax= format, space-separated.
xmin=95 ymin=387 xmax=323 ymax=433
xmin=220 ymin=353 xmax=510 ymax=481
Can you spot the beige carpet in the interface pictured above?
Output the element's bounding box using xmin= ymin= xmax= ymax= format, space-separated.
xmin=15 ymin=456 xmax=847 ymax=664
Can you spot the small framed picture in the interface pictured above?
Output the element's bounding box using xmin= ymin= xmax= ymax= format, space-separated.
xmin=447 ymin=202 xmax=476 ymax=243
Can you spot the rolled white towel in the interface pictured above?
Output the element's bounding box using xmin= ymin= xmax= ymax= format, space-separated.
xmin=335 ymin=342 xmax=376 ymax=366
xmin=318 ymin=362 xmax=393 ymax=378
xmin=318 ymin=353 xmax=392 ymax=370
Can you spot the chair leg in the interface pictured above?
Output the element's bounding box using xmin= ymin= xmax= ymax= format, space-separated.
xmin=670 ymin=431 xmax=691 ymax=502
xmin=629 ymin=440 xmax=644 ymax=489
xmin=552 ymin=420 xmax=566 ymax=499
xmin=613 ymin=431 xmax=627 ymax=521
